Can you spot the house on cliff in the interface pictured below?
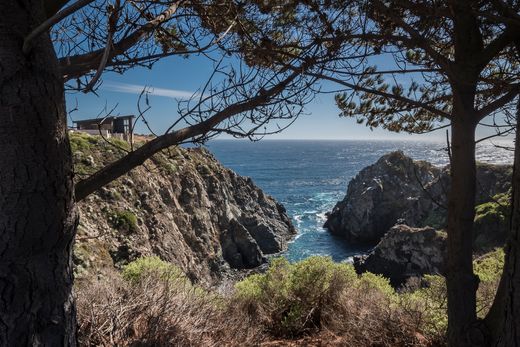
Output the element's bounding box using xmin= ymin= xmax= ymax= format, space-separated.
xmin=72 ymin=115 xmax=135 ymax=143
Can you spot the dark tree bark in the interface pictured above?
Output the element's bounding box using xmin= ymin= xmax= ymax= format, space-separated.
xmin=0 ymin=1 xmax=77 ymax=345
xmin=445 ymin=96 xmax=481 ymax=346
xmin=445 ymin=6 xmax=488 ymax=344
xmin=485 ymin=100 xmax=520 ymax=346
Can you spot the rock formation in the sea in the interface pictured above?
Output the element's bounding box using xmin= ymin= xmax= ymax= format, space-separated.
xmin=71 ymin=133 xmax=295 ymax=285
xmin=325 ymin=151 xmax=511 ymax=246
xmin=354 ymin=225 xmax=447 ymax=286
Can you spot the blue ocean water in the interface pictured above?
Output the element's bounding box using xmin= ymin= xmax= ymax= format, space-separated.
xmin=206 ymin=140 xmax=513 ymax=262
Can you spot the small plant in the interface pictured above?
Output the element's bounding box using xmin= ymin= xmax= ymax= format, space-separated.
xmin=475 ymin=192 xmax=510 ymax=225
xmin=70 ymin=132 xmax=99 ymax=152
xmin=474 ymin=248 xmax=504 ymax=317
xmin=401 ymin=275 xmax=448 ymax=338
xmin=474 ymin=248 xmax=505 ymax=283
xmin=109 ymin=210 xmax=138 ymax=232
xmin=122 ymin=256 xmax=186 ymax=284
xmin=235 ymin=256 xmax=364 ymax=337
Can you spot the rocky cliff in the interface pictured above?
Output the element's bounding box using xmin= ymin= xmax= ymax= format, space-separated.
xmin=71 ymin=133 xmax=295 ymax=285
xmin=354 ymin=225 xmax=447 ymax=286
xmin=325 ymin=151 xmax=511 ymax=246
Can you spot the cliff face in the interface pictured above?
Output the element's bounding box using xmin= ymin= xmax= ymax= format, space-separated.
xmin=71 ymin=133 xmax=295 ymax=285
xmin=354 ymin=225 xmax=447 ymax=286
xmin=326 ymin=151 xmax=511 ymax=284
xmin=324 ymin=151 xmax=442 ymax=244
xmin=325 ymin=151 xmax=511 ymax=246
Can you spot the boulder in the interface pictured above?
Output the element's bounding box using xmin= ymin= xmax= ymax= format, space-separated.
xmin=354 ymin=225 xmax=447 ymax=286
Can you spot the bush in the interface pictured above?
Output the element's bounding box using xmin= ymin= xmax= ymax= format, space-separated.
xmin=76 ymin=271 xmax=261 ymax=346
xmin=109 ymin=210 xmax=138 ymax=232
xmin=81 ymin=255 xmax=485 ymax=346
xmin=70 ymin=132 xmax=99 ymax=152
xmin=122 ymin=256 xmax=185 ymax=284
xmin=474 ymin=192 xmax=510 ymax=252
xmin=400 ymin=275 xmax=448 ymax=339
xmin=235 ymin=257 xmax=357 ymax=337
xmin=474 ymin=248 xmax=504 ymax=317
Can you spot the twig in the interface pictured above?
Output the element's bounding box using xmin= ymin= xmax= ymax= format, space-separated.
xmin=83 ymin=0 xmax=121 ymax=93
xmin=23 ymin=0 xmax=95 ymax=54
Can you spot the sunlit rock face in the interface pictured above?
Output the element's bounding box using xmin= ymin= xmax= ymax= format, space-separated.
xmin=325 ymin=151 xmax=511 ymax=246
xmin=72 ymin=134 xmax=295 ymax=285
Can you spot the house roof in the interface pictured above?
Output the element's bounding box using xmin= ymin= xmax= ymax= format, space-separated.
xmin=73 ymin=115 xmax=135 ymax=125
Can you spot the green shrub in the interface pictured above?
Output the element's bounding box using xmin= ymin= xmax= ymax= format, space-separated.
xmin=401 ymin=275 xmax=448 ymax=337
xmin=400 ymin=248 xmax=505 ymax=336
xmin=108 ymin=137 xmax=131 ymax=151
xmin=70 ymin=132 xmax=99 ymax=152
xmin=474 ymin=248 xmax=504 ymax=317
xmin=235 ymin=256 xmax=368 ymax=337
xmin=122 ymin=256 xmax=185 ymax=284
xmin=357 ymin=271 xmax=395 ymax=298
xmin=474 ymin=248 xmax=505 ymax=283
xmin=109 ymin=210 xmax=138 ymax=232
xmin=474 ymin=192 xmax=510 ymax=252
xmin=474 ymin=193 xmax=510 ymax=230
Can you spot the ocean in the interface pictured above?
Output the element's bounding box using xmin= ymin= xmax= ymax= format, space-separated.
xmin=206 ymin=140 xmax=514 ymax=262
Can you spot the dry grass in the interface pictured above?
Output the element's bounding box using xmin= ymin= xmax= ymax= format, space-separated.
xmin=76 ymin=274 xmax=436 ymax=347
xmin=76 ymin=273 xmax=263 ymax=346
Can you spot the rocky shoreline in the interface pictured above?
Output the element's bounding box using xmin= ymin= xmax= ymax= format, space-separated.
xmin=325 ymin=151 xmax=511 ymax=285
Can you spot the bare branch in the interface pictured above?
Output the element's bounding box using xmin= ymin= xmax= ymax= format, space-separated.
xmin=75 ymin=66 xmax=306 ymax=201
xmin=60 ymin=1 xmax=182 ymax=80
xmin=83 ymin=0 xmax=121 ymax=92
xmin=24 ymin=0 xmax=95 ymax=54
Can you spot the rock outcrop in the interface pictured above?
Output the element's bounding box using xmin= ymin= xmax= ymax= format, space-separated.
xmin=354 ymin=225 xmax=447 ymax=286
xmin=71 ymin=133 xmax=295 ymax=285
xmin=325 ymin=151 xmax=511 ymax=246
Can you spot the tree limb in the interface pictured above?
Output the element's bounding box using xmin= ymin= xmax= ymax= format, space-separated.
xmin=44 ymin=0 xmax=70 ymax=18
xmin=74 ymin=67 xmax=303 ymax=201
xmin=477 ymin=84 xmax=520 ymax=119
xmin=372 ymin=0 xmax=452 ymax=72
xmin=60 ymin=1 xmax=182 ymax=80
xmin=25 ymin=0 xmax=95 ymax=54
xmin=475 ymin=26 xmax=519 ymax=70
xmin=304 ymin=71 xmax=451 ymax=119
xmin=82 ymin=0 xmax=121 ymax=92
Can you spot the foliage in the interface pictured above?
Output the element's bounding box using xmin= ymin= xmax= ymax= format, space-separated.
xmin=401 ymin=275 xmax=449 ymax=338
xmin=400 ymin=248 xmax=505 ymax=337
xmin=474 ymin=249 xmax=505 ymax=317
xmin=121 ymin=256 xmax=186 ymax=285
xmin=70 ymin=132 xmax=100 ymax=153
xmin=109 ymin=210 xmax=138 ymax=233
xmin=474 ymin=248 xmax=505 ymax=283
xmin=474 ymin=193 xmax=511 ymax=252
xmin=475 ymin=193 xmax=510 ymax=225
xmin=76 ymin=270 xmax=258 ymax=346
xmin=235 ymin=256 xmax=397 ymax=338
xmin=78 ymin=256 xmax=441 ymax=345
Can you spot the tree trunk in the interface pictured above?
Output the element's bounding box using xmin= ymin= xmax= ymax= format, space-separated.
xmin=446 ymin=112 xmax=480 ymax=346
xmin=0 ymin=1 xmax=77 ymax=345
xmin=485 ymin=100 xmax=520 ymax=346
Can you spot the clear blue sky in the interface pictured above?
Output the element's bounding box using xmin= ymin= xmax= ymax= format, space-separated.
xmin=65 ymin=53 xmax=509 ymax=142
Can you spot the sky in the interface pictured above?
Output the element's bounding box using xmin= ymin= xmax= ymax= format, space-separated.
xmin=65 ymin=52 xmax=510 ymax=143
